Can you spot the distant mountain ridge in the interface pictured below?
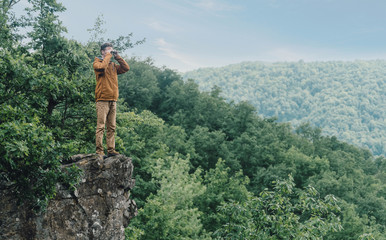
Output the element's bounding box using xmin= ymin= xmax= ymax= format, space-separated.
xmin=183 ymin=60 xmax=386 ymax=156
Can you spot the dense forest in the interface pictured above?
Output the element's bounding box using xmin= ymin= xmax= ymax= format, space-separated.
xmin=183 ymin=61 xmax=385 ymax=157
xmin=1 ymin=1 xmax=386 ymax=239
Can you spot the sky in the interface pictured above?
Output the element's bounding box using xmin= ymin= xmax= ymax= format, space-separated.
xmin=12 ymin=0 xmax=386 ymax=72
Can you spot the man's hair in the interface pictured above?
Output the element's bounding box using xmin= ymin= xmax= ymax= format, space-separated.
xmin=100 ymin=42 xmax=113 ymax=52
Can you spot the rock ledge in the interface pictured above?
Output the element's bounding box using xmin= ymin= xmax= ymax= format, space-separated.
xmin=0 ymin=154 xmax=136 ymax=240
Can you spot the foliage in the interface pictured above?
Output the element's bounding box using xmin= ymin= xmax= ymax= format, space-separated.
xmin=126 ymin=155 xmax=209 ymax=240
xmin=0 ymin=110 xmax=60 ymax=211
xmin=116 ymin=59 xmax=385 ymax=239
xmin=214 ymin=175 xmax=342 ymax=239
xmin=183 ymin=61 xmax=386 ymax=157
xmin=0 ymin=0 xmax=87 ymax=211
xmin=116 ymin=50 xmax=385 ymax=239
xmin=116 ymin=109 xmax=171 ymax=208
xmin=119 ymin=58 xmax=160 ymax=111
xmin=1 ymin=1 xmax=385 ymax=239
xmin=198 ymin=159 xmax=250 ymax=233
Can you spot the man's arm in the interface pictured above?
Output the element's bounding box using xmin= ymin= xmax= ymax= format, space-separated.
xmin=93 ymin=53 xmax=113 ymax=71
xmin=114 ymin=54 xmax=130 ymax=74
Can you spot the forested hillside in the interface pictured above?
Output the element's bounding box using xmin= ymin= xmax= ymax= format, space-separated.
xmin=1 ymin=1 xmax=386 ymax=239
xmin=183 ymin=61 xmax=386 ymax=157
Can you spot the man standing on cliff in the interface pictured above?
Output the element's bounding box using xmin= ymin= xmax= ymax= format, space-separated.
xmin=93 ymin=43 xmax=130 ymax=158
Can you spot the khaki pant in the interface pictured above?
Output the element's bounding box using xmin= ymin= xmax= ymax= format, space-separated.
xmin=96 ymin=101 xmax=117 ymax=154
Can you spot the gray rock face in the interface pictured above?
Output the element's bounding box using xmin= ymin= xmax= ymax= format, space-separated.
xmin=0 ymin=154 xmax=137 ymax=240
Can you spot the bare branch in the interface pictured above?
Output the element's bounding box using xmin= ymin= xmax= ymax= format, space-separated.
xmin=8 ymin=0 xmax=21 ymax=9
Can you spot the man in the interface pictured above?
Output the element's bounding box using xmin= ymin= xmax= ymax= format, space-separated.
xmin=93 ymin=43 xmax=130 ymax=158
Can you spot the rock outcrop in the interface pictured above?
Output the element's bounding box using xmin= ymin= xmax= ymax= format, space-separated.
xmin=0 ymin=154 xmax=137 ymax=240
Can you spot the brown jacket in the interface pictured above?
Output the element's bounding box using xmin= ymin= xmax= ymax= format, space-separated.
xmin=93 ymin=53 xmax=130 ymax=102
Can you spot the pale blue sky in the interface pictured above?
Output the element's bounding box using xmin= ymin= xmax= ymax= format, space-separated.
xmin=13 ymin=0 xmax=386 ymax=72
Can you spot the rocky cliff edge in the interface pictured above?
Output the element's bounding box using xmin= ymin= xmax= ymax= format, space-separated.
xmin=0 ymin=154 xmax=137 ymax=240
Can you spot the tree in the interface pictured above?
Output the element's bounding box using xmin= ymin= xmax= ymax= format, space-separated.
xmin=0 ymin=0 xmax=83 ymax=210
xmin=5 ymin=0 xmax=97 ymax=155
xmin=214 ymin=175 xmax=343 ymax=239
xmin=183 ymin=61 xmax=386 ymax=156
xmin=119 ymin=58 xmax=160 ymax=111
xmin=188 ymin=126 xmax=234 ymax=170
xmin=198 ymin=159 xmax=250 ymax=234
xmin=126 ymin=155 xmax=209 ymax=240
xmin=0 ymin=106 xmax=80 ymax=211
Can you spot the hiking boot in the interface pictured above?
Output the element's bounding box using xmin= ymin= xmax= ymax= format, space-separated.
xmin=107 ymin=151 xmax=120 ymax=157
xmin=96 ymin=151 xmax=107 ymax=159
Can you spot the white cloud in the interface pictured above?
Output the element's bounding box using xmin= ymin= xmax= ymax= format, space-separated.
xmin=155 ymin=38 xmax=168 ymax=47
xmin=155 ymin=38 xmax=201 ymax=71
xmin=147 ymin=20 xmax=175 ymax=33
